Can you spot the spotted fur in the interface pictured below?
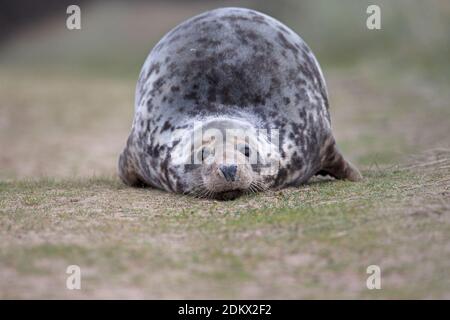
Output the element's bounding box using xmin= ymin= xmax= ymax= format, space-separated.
xmin=119 ymin=7 xmax=361 ymax=198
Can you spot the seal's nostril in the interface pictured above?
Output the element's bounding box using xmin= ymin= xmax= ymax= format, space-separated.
xmin=219 ymin=164 xmax=237 ymax=182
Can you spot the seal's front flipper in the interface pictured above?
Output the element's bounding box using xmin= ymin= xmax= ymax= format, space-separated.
xmin=318 ymin=138 xmax=362 ymax=182
xmin=118 ymin=150 xmax=143 ymax=187
xmin=118 ymin=136 xmax=145 ymax=187
xmin=317 ymin=159 xmax=362 ymax=182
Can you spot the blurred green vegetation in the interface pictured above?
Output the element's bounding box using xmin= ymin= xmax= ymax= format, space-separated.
xmin=261 ymin=0 xmax=450 ymax=80
xmin=0 ymin=0 xmax=448 ymax=81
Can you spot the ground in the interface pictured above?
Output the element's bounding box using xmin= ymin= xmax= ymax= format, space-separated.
xmin=1 ymin=63 xmax=449 ymax=299
xmin=0 ymin=0 xmax=449 ymax=299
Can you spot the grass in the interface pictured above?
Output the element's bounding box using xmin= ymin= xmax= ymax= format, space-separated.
xmin=1 ymin=159 xmax=449 ymax=298
xmin=1 ymin=59 xmax=449 ymax=300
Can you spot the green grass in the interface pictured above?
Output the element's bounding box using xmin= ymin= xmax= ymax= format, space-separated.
xmin=1 ymin=164 xmax=449 ymax=298
xmin=0 ymin=63 xmax=449 ymax=298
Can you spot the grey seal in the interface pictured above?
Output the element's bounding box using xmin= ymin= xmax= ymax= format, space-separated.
xmin=119 ymin=7 xmax=362 ymax=200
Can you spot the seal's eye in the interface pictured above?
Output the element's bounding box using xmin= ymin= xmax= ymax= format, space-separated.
xmin=198 ymin=147 xmax=212 ymax=162
xmin=238 ymin=144 xmax=251 ymax=158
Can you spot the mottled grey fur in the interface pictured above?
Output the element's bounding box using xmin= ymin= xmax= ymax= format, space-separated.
xmin=119 ymin=7 xmax=361 ymax=199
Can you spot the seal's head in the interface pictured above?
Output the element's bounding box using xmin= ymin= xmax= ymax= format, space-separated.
xmin=174 ymin=118 xmax=280 ymax=200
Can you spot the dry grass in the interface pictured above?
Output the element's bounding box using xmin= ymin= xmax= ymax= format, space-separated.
xmin=1 ymin=65 xmax=449 ymax=298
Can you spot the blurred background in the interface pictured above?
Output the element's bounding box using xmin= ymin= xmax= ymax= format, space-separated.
xmin=1 ymin=0 xmax=449 ymax=179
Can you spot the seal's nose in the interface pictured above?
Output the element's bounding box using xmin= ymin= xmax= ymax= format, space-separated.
xmin=219 ymin=164 xmax=237 ymax=182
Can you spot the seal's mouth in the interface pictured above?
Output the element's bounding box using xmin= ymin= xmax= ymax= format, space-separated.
xmin=213 ymin=189 xmax=243 ymax=201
